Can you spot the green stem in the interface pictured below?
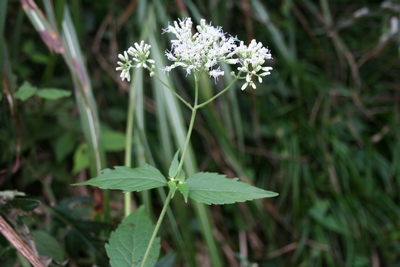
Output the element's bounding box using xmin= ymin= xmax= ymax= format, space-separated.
xmin=141 ymin=190 xmax=173 ymax=267
xmin=124 ymin=75 xmax=137 ymax=217
xmin=152 ymin=72 xmax=193 ymax=109
xmin=197 ymin=74 xmax=240 ymax=108
xmin=175 ymin=74 xmax=199 ymax=178
xmin=141 ymin=70 xmax=238 ymax=265
xmin=174 ymin=73 xmax=239 ymax=178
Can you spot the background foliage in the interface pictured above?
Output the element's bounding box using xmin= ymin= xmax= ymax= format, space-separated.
xmin=1 ymin=0 xmax=400 ymax=266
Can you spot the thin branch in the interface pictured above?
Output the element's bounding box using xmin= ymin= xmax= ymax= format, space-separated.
xmin=0 ymin=216 xmax=45 ymax=267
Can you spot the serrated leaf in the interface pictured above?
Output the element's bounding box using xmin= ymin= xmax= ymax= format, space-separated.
xmin=14 ymin=81 xmax=37 ymax=101
xmin=168 ymin=181 xmax=177 ymax=198
xmin=36 ymin=88 xmax=71 ymax=100
xmin=186 ymin=172 xmax=278 ymax=205
xmin=72 ymin=165 xmax=167 ymax=192
xmin=168 ymin=150 xmax=180 ymax=178
xmin=177 ymin=183 xmax=189 ymax=203
xmin=106 ymin=206 xmax=160 ymax=267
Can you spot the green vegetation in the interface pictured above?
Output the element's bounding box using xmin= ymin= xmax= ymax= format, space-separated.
xmin=1 ymin=0 xmax=400 ymax=266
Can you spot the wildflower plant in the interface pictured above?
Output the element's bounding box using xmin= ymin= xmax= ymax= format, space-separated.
xmin=75 ymin=17 xmax=277 ymax=267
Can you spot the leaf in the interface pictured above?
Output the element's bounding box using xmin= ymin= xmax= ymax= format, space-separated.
xmin=177 ymin=183 xmax=189 ymax=203
xmin=186 ymin=172 xmax=278 ymax=205
xmin=14 ymin=81 xmax=37 ymax=101
xmin=36 ymin=88 xmax=71 ymax=100
xmin=154 ymin=252 xmax=177 ymax=267
xmin=31 ymin=53 xmax=50 ymax=64
xmin=168 ymin=181 xmax=177 ymax=198
xmin=72 ymin=143 xmax=90 ymax=175
xmin=102 ymin=130 xmax=127 ymax=152
xmin=72 ymin=165 xmax=168 ymax=192
xmin=53 ymin=132 xmax=78 ymax=163
xmin=9 ymin=198 xmax=40 ymax=212
xmin=168 ymin=150 xmax=180 ymax=178
xmin=308 ymin=200 xmax=348 ymax=235
xmin=177 ymin=169 xmax=185 ymax=183
xmin=51 ymin=196 xmax=113 ymax=260
xmin=106 ymin=206 xmax=160 ymax=267
xmin=31 ymin=230 xmax=66 ymax=263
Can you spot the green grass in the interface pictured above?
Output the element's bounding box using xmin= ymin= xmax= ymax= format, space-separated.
xmin=1 ymin=0 xmax=400 ymax=266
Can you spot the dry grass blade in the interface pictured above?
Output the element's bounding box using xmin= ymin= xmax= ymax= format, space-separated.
xmin=21 ymin=0 xmax=108 ymax=217
xmin=20 ymin=0 xmax=65 ymax=53
xmin=0 ymin=216 xmax=46 ymax=267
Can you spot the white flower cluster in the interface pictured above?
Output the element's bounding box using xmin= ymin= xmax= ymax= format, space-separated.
xmin=236 ymin=40 xmax=273 ymax=90
xmin=162 ymin=18 xmax=238 ymax=80
xmin=162 ymin=17 xmax=272 ymax=89
xmin=116 ymin=41 xmax=155 ymax=81
xmin=116 ymin=17 xmax=273 ymax=89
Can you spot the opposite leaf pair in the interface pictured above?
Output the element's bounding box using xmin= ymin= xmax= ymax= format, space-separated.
xmin=73 ymin=164 xmax=278 ymax=205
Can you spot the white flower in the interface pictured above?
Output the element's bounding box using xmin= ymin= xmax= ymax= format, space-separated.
xmin=162 ymin=18 xmax=238 ymax=80
xmin=116 ymin=18 xmax=273 ymax=89
xmin=116 ymin=41 xmax=155 ymax=82
xmin=209 ymin=67 xmax=224 ymax=81
xmin=162 ymin=18 xmax=273 ymax=89
xmin=236 ymin=39 xmax=273 ymax=90
xmin=116 ymin=51 xmax=132 ymax=81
